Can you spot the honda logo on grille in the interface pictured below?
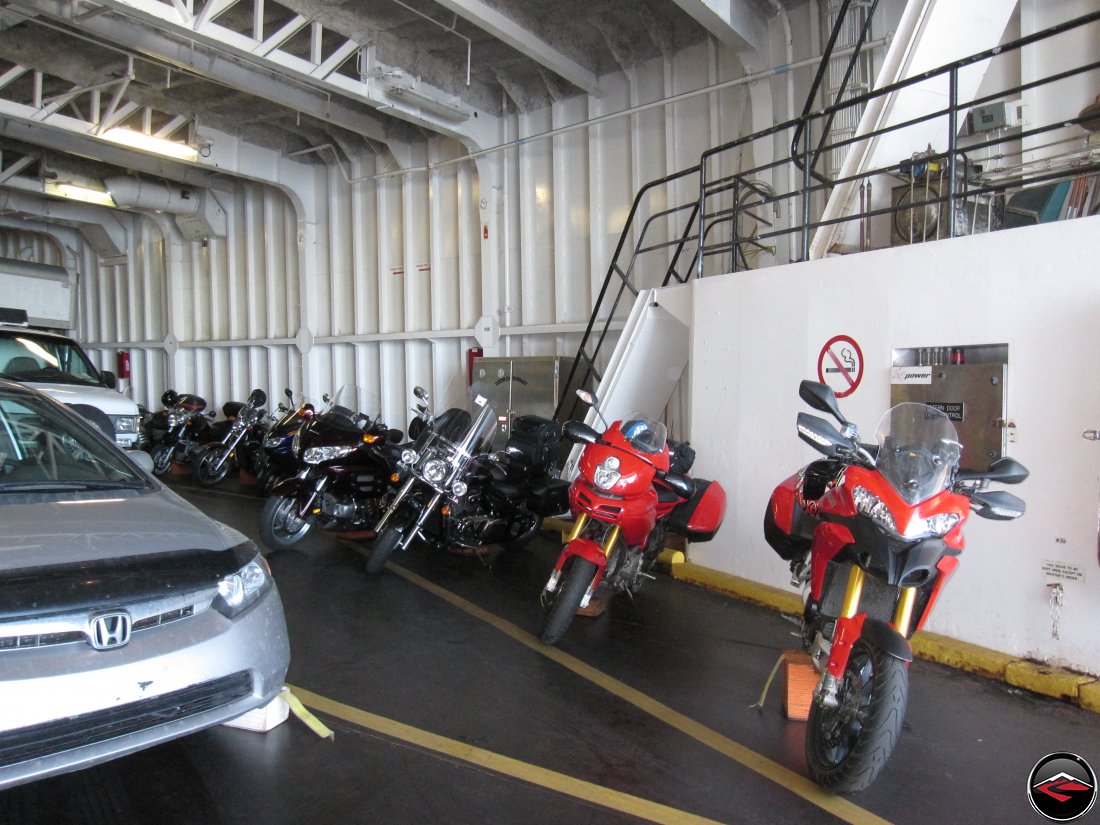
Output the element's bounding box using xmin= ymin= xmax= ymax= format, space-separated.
xmin=90 ymin=612 xmax=132 ymax=650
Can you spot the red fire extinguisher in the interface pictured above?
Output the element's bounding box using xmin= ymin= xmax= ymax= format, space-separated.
xmin=467 ymin=347 xmax=483 ymax=385
xmin=116 ymin=350 xmax=132 ymax=380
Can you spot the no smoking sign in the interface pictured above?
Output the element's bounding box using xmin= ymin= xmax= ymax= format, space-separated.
xmin=817 ymin=335 xmax=864 ymax=398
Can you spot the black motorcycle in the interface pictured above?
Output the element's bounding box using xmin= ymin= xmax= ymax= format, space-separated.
xmin=256 ymin=389 xmax=316 ymax=497
xmin=258 ymin=387 xmax=403 ymax=551
xmin=192 ymin=389 xmax=270 ymax=488
xmin=149 ymin=391 xmax=215 ymax=477
xmin=365 ymin=383 xmax=568 ymax=574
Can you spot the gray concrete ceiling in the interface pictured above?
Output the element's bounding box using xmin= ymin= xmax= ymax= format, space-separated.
xmin=0 ymin=0 xmax=794 ymax=208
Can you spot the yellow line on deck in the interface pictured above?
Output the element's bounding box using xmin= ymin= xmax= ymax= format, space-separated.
xmin=286 ymin=684 xmax=728 ymax=825
xmin=384 ymin=562 xmax=891 ymax=825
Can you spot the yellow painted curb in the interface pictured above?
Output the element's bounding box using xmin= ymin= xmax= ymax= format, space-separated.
xmin=1080 ymin=680 xmax=1100 ymax=713
xmin=657 ymin=548 xmax=686 ymax=566
xmin=1005 ymin=660 xmax=1095 ymax=702
xmin=671 ymin=560 xmax=1100 ymax=714
xmin=909 ymin=632 xmax=1014 ymax=681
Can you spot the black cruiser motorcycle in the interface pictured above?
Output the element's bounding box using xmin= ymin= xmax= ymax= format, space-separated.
xmin=365 ymin=383 xmax=568 ymax=574
xmin=192 ymin=389 xmax=270 ymax=487
xmin=258 ymin=386 xmax=403 ymax=551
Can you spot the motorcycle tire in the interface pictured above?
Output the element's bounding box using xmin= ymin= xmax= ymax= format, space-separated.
xmin=194 ymin=444 xmax=233 ymax=488
xmin=258 ymin=494 xmax=313 ymax=550
xmin=805 ymin=637 xmax=909 ymax=793
xmin=151 ymin=443 xmax=175 ymax=477
xmin=365 ymin=525 xmax=403 ymax=575
xmin=539 ymin=556 xmax=598 ymax=646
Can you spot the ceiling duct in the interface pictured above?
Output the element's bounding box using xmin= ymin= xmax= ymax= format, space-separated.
xmin=104 ymin=176 xmax=227 ymax=240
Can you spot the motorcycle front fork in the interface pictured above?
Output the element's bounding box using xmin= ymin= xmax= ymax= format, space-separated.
xmin=545 ymin=514 xmax=621 ymax=609
xmin=811 ymin=565 xmax=917 ymax=708
xmin=373 ymin=477 xmax=441 ymax=552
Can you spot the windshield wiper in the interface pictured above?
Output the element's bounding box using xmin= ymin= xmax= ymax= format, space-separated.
xmin=0 ymin=480 xmax=146 ymax=493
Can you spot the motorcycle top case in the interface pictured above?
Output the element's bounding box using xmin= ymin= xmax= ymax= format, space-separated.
xmin=666 ymin=479 xmax=727 ymax=542
xmin=178 ymin=394 xmax=207 ymax=412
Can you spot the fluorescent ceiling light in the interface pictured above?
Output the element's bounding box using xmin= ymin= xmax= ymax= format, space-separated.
xmin=102 ymin=127 xmax=199 ymax=161
xmin=385 ymin=85 xmax=472 ymax=122
xmin=46 ymin=181 xmax=117 ymax=207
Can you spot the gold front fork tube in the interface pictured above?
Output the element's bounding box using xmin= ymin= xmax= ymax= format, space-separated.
xmin=893 ymin=587 xmax=917 ymax=637
xmin=840 ymin=566 xmax=866 ymax=618
xmin=601 ymin=525 xmax=622 ymax=557
xmin=564 ymin=513 xmax=589 ymax=543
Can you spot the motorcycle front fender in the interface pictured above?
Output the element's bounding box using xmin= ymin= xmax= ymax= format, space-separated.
xmin=547 ymin=537 xmax=608 ymax=592
xmin=826 ymin=615 xmax=913 ymax=680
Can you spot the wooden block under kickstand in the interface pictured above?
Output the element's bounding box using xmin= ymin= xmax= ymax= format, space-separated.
xmin=782 ymin=650 xmax=817 ymax=721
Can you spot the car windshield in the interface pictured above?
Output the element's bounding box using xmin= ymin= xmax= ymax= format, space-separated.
xmin=0 ymin=388 xmax=147 ymax=492
xmin=0 ymin=330 xmax=103 ymax=387
xmin=874 ymin=402 xmax=961 ymax=505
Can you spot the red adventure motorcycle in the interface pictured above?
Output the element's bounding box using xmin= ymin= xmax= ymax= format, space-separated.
xmin=764 ymin=381 xmax=1028 ymax=792
xmin=540 ymin=393 xmax=727 ymax=645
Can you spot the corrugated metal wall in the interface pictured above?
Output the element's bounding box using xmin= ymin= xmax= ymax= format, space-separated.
xmin=7 ymin=40 xmax=751 ymax=432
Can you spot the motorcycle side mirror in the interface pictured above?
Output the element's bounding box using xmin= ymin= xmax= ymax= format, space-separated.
xmin=563 ymin=420 xmax=600 ymax=445
xmin=799 ymin=380 xmax=849 ymax=426
xmin=414 ymin=386 xmax=429 ymax=401
xmin=970 ymin=489 xmax=1026 ymax=520
xmin=575 ymin=388 xmax=598 ymax=407
xmin=249 ymin=388 xmax=267 ymax=408
xmin=284 ymin=388 xmax=293 ymax=400
xmin=957 ymin=456 xmax=1030 ymax=485
xmin=322 ymin=392 xmax=331 ymax=404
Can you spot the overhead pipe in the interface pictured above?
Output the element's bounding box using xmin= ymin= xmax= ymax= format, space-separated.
xmin=104 ymin=176 xmax=202 ymax=216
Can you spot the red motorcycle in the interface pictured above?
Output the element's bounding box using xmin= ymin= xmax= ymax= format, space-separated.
xmin=765 ymin=380 xmax=1027 ymax=792
xmin=540 ymin=394 xmax=727 ymax=645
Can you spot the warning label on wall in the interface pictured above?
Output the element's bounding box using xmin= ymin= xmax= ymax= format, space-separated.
xmin=1042 ymin=559 xmax=1085 ymax=583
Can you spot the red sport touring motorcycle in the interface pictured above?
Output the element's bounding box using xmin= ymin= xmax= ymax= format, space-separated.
xmin=540 ymin=394 xmax=727 ymax=645
xmin=765 ymin=381 xmax=1028 ymax=792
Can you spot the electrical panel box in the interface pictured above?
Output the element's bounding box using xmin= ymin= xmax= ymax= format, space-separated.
xmin=471 ymin=356 xmax=581 ymax=447
xmin=964 ymin=100 xmax=1025 ymax=135
xmin=890 ymin=345 xmax=1008 ymax=472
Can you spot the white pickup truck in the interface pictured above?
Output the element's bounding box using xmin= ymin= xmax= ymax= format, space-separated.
xmin=0 ymin=313 xmax=142 ymax=450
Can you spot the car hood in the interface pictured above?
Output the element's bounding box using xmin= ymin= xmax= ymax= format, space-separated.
xmin=25 ymin=382 xmax=139 ymax=416
xmin=0 ymin=488 xmax=245 ymax=571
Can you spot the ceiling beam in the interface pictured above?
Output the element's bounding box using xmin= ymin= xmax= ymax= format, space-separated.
xmin=430 ymin=0 xmax=603 ymax=97
xmin=670 ymin=0 xmax=769 ymax=58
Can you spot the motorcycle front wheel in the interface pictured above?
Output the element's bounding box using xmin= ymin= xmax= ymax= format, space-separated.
xmin=365 ymin=525 xmax=403 ymax=575
xmin=539 ymin=556 xmax=598 ymax=646
xmin=151 ymin=443 xmax=175 ymax=477
xmin=194 ymin=444 xmax=233 ymax=487
xmin=805 ymin=637 xmax=909 ymax=793
xmin=259 ymin=494 xmax=313 ymax=550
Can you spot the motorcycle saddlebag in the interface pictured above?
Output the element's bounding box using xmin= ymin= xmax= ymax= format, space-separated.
xmin=506 ymin=415 xmax=563 ymax=471
xmin=667 ymin=479 xmax=726 ymax=542
xmin=527 ymin=477 xmax=570 ymax=517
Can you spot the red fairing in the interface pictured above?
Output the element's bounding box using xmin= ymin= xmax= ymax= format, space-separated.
xmin=569 ymin=476 xmax=657 ymax=547
xmin=768 ymin=474 xmax=802 ymax=534
xmin=914 ymin=555 xmax=960 ymax=632
xmin=810 ymin=522 xmax=856 ymax=600
xmin=551 ymin=537 xmax=609 ymax=589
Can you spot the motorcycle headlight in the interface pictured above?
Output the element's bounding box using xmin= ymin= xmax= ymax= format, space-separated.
xmin=167 ymin=412 xmax=183 ymax=428
xmin=593 ymin=456 xmax=622 ymax=490
xmin=423 ymin=458 xmax=448 ymax=483
xmin=451 ymin=480 xmax=468 ymax=497
xmin=213 ymin=553 xmax=274 ymax=618
xmin=264 ymin=436 xmax=283 ymax=449
xmin=852 ymin=486 xmax=960 ymax=539
xmin=401 ymin=449 xmax=419 ymax=465
xmin=303 ymin=444 xmax=357 ymax=465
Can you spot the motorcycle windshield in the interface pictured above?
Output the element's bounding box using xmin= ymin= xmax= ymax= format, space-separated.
xmin=874 ymin=402 xmax=961 ymax=504
xmin=619 ymin=413 xmax=667 ymax=455
xmin=443 ymin=382 xmax=496 ymax=458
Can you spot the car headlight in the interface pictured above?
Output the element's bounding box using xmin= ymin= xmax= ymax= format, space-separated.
xmin=593 ymin=456 xmax=622 ymax=490
xmin=303 ymin=444 xmax=357 ymax=464
xmin=213 ymin=554 xmax=274 ymax=618
xmin=423 ymin=458 xmax=448 ymax=483
xmin=111 ymin=415 xmax=139 ymax=433
xmin=852 ymin=486 xmax=960 ymax=539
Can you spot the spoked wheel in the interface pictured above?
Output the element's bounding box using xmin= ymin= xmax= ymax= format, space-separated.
xmin=805 ymin=637 xmax=909 ymax=793
xmin=258 ymin=494 xmax=313 ymax=550
xmin=365 ymin=525 xmax=403 ymax=575
xmin=539 ymin=557 xmax=598 ymax=646
xmin=193 ymin=445 xmax=233 ymax=487
xmin=150 ymin=443 xmax=175 ymax=477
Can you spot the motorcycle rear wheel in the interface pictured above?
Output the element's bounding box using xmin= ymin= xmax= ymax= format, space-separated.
xmin=539 ymin=557 xmax=598 ymax=646
xmin=151 ymin=443 xmax=175 ymax=477
xmin=194 ymin=445 xmax=232 ymax=487
xmin=365 ymin=525 xmax=402 ymax=575
xmin=805 ymin=637 xmax=908 ymax=793
xmin=259 ymin=494 xmax=313 ymax=550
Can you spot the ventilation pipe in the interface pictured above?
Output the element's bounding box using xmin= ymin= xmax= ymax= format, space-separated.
xmin=104 ymin=176 xmax=226 ymax=239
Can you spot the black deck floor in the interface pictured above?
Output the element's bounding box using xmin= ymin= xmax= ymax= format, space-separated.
xmin=4 ymin=477 xmax=1099 ymax=824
